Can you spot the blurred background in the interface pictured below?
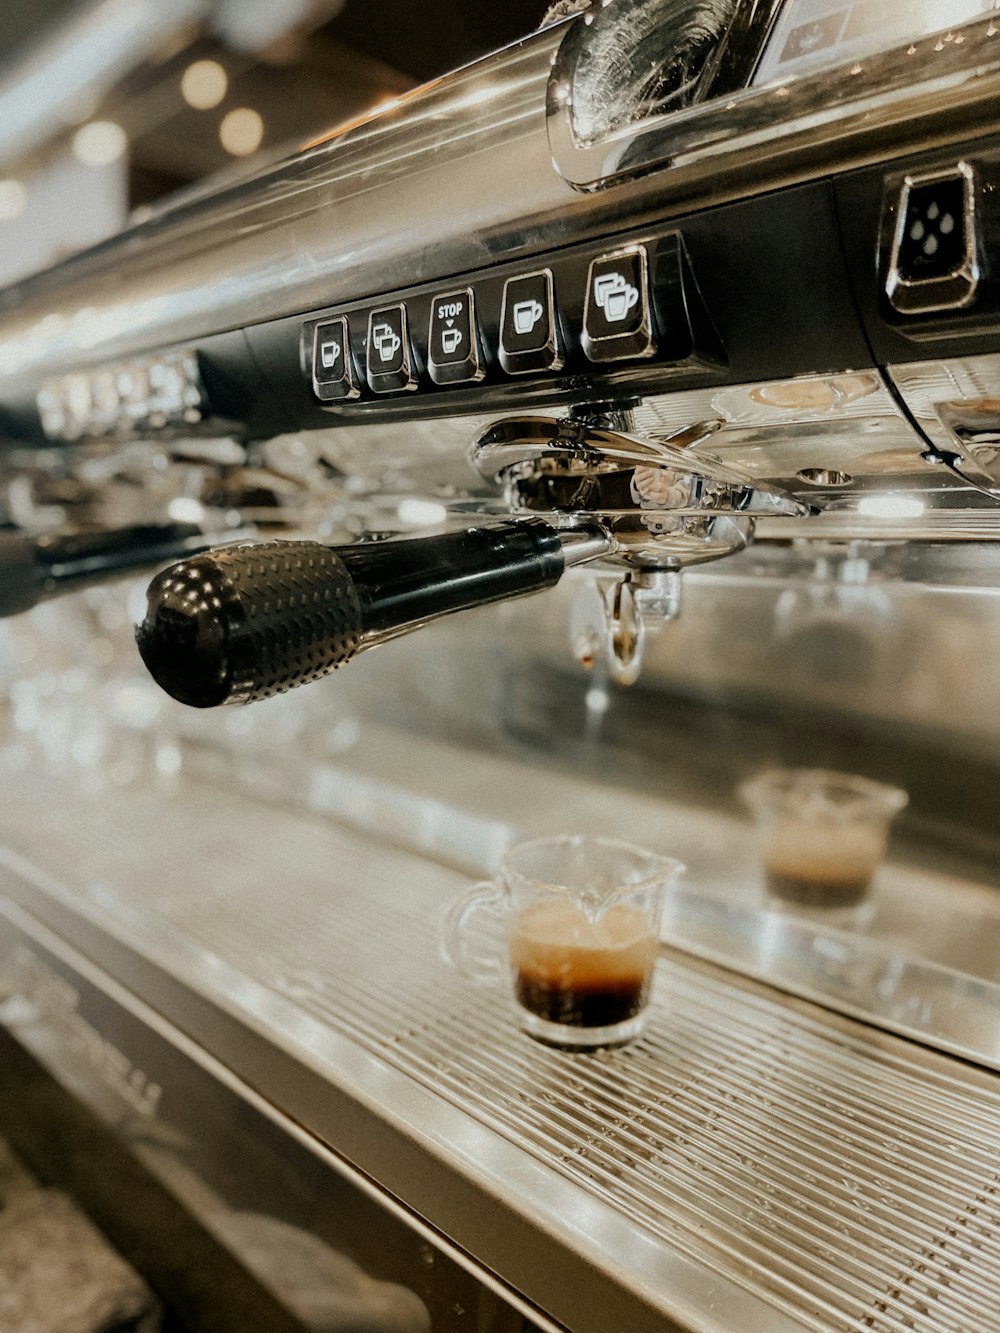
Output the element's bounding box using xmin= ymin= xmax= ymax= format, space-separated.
xmin=0 ymin=0 xmax=551 ymax=287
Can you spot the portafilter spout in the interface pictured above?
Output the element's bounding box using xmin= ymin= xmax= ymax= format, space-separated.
xmin=474 ymin=411 xmax=810 ymax=683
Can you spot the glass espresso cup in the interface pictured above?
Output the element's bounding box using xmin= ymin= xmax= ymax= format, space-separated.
xmin=442 ymin=835 xmax=683 ymax=1050
xmin=739 ymin=768 xmax=908 ymax=918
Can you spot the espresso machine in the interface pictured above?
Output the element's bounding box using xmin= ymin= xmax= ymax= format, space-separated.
xmin=2 ymin=2 xmax=1000 ymax=1329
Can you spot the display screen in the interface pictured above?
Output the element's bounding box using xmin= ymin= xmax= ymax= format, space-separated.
xmin=753 ymin=0 xmax=997 ymax=85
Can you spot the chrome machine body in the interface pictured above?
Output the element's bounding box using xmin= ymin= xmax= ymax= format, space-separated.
xmin=2 ymin=3 xmax=1000 ymax=1331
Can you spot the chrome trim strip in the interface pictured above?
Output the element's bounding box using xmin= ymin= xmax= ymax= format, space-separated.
xmin=548 ymin=12 xmax=1000 ymax=189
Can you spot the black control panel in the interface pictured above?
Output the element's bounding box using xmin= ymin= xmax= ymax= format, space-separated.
xmin=258 ymin=179 xmax=878 ymax=432
xmin=21 ymin=180 xmax=878 ymax=445
xmin=297 ymin=230 xmax=724 ymax=419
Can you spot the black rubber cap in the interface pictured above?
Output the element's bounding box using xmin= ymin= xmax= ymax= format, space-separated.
xmin=135 ymin=541 xmax=363 ymax=707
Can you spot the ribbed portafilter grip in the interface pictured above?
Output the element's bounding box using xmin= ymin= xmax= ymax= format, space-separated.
xmin=135 ymin=541 xmax=363 ymax=708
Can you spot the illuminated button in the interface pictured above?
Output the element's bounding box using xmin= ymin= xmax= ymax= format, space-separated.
xmin=582 ymin=246 xmax=655 ymax=362
xmin=366 ymin=304 xmax=417 ymax=393
xmin=886 ymin=162 xmax=979 ymax=314
xmin=312 ymin=317 xmax=359 ymax=401
xmin=427 ymin=287 xmax=483 ymax=385
xmin=500 ymin=270 xmax=561 ymax=375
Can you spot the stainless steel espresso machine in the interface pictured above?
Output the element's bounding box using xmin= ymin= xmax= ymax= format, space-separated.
xmin=2 ymin=2 xmax=1000 ymax=1330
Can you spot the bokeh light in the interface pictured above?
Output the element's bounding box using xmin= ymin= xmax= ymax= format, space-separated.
xmin=72 ymin=121 xmax=128 ymax=167
xmin=181 ymin=59 xmax=228 ymax=110
xmin=219 ymin=107 xmax=264 ymax=157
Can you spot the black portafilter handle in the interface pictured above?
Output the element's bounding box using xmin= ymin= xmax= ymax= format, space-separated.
xmin=0 ymin=522 xmax=207 ymax=619
xmin=135 ymin=519 xmax=569 ymax=708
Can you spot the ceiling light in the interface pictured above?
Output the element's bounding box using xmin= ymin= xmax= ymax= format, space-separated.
xmin=0 ymin=180 xmax=27 ymax=221
xmin=181 ymin=59 xmax=228 ymax=110
xmin=219 ymin=107 xmax=263 ymax=157
xmin=72 ymin=121 xmax=128 ymax=167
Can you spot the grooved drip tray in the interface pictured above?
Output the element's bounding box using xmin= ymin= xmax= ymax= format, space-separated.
xmin=0 ymin=760 xmax=999 ymax=1333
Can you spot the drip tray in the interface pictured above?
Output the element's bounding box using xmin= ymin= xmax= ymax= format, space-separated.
xmin=0 ymin=765 xmax=999 ymax=1333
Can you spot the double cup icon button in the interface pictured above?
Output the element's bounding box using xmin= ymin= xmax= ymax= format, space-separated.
xmin=366 ymin=305 xmax=416 ymax=393
xmin=592 ymin=271 xmax=640 ymax=323
xmin=371 ymin=322 xmax=402 ymax=365
xmin=582 ymin=246 xmax=655 ymax=363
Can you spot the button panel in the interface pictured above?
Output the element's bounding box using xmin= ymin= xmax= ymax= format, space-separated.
xmin=499 ymin=270 xmax=561 ymax=375
xmin=366 ymin=304 xmax=417 ymax=393
xmin=582 ymin=247 xmax=655 ymax=362
xmin=300 ymin=230 xmax=713 ymax=412
xmin=312 ymin=317 xmax=359 ymax=401
xmin=427 ymin=288 xmax=483 ymax=384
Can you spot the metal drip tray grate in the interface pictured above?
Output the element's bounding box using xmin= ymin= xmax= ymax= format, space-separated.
xmin=157 ymin=856 xmax=1000 ymax=1332
xmin=1 ymin=770 xmax=999 ymax=1332
xmin=283 ymin=972 xmax=1000 ymax=1332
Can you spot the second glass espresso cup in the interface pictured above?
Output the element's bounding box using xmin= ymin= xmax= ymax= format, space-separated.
xmin=739 ymin=768 xmax=908 ymax=916
xmin=442 ymin=835 xmax=683 ymax=1050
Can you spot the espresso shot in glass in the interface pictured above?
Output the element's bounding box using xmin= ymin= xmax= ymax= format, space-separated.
xmin=442 ymin=835 xmax=683 ymax=1050
xmin=739 ymin=768 xmax=908 ymax=918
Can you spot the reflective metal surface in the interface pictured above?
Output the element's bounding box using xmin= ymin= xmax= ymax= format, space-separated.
xmin=548 ymin=9 xmax=1000 ymax=188
xmin=4 ymin=4 xmax=1000 ymax=1327
xmin=1 ymin=754 xmax=1000 ymax=1333
xmin=0 ymin=32 xmax=569 ymax=385
xmin=475 ymin=412 xmax=806 ymax=569
xmin=0 ymin=905 xmax=549 ymax=1333
xmin=1 ymin=9 xmax=999 ymax=388
xmin=889 ymin=353 xmax=1000 ymax=493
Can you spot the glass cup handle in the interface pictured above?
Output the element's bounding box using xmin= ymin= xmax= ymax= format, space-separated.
xmin=440 ymin=881 xmax=505 ymax=984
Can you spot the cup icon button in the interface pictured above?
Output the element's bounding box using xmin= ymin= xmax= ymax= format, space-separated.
xmin=500 ymin=271 xmax=560 ymax=373
xmin=311 ymin=317 xmax=358 ymax=399
xmin=441 ymin=327 xmax=463 ymax=355
xmin=583 ymin=248 xmax=654 ymax=362
xmin=372 ymin=323 xmax=402 ymax=363
xmin=320 ymin=339 xmax=340 ymax=370
xmin=513 ymin=299 xmax=544 ymax=335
